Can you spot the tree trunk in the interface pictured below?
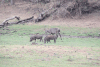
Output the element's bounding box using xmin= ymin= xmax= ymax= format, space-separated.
xmin=75 ymin=0 xmax=88 ymax=16
xmin=30 ymin=0 xmax=34 ymax=2
xmin=11 ymin=0 xmax=15 ymax=5
xmin=1 ymin=0 xmax=5 ymax=4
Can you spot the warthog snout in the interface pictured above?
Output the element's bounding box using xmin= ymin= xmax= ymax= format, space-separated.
xmin=30 ymin=39 xmax=32 ymax=42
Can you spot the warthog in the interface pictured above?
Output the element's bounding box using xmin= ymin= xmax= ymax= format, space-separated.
xmin=44 ymin=34 xmax=58 ymax=43
xmin=30 ymin=34 xmax=43 ymax=42
xmin=45 ymin=28 xmax=62 ymax=40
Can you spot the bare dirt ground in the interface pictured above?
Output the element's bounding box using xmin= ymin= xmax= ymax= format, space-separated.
xmin=0 ymin=45 xmax=100 ymax=58
xmin=0 ymin=2 xmax=100 ymax=28
xmin=0 ymin=45 xmax=100 ymax=65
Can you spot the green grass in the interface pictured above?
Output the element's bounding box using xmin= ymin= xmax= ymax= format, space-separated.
xmin=60 ymin=27 xmax=100 ymax=36
xmin=0 ymin=24 xmax=100 ymax=67
xmin=0 ymin=32 xmax=100 ymax=47
xmin=0 ymin=24 xmax=100 ymax=47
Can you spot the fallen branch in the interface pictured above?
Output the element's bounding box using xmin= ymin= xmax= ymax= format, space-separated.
xmin=0 ymin=16 xmax=20 ymax=28
xmin=16 ymin=16 xmax=34 ymax=24
xmin=35 ymin=7 xmax=57 ymax=23
xmin=0 ymin=16 xmax=34 ymax=28
xmin=2 ymin=16 xmax=20 ymax=24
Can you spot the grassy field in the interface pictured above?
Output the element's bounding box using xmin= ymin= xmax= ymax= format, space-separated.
xmin=0 ymin=24 xmax=100 ymax=67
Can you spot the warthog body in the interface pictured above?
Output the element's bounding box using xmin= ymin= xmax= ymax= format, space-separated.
xmin=30 ymin=34 xmax=43 ymax=42
xmin=45 ymin=28 xmax=62 ymax=40
xmin=44 ymin=34 xmax=58 ymax=43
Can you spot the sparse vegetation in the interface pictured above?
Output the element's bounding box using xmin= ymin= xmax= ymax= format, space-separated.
xmin=0 ymin=45 xmax=100 ymax=67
